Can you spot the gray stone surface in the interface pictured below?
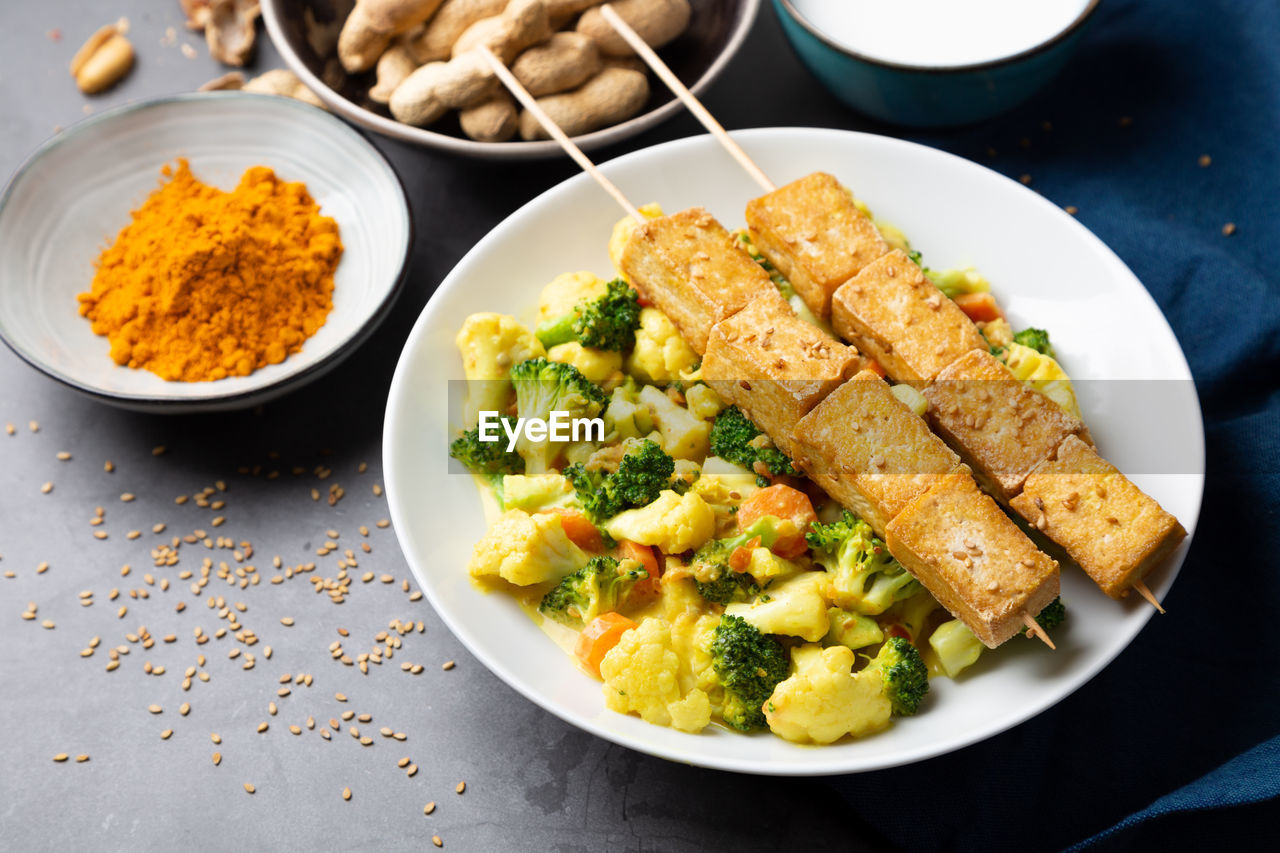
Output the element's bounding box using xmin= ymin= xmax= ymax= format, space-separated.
xmin=0 ymin=3 xmax=892 ymax=851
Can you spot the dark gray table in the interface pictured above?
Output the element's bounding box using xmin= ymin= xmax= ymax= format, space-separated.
xmin=0 ymin=4 xmax=903 ymax=851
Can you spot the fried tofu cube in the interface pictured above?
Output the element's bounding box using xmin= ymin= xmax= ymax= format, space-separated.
xmin=792 ymin=370 xmax=960 ymax=536
xmin=745 ymin=172 xmax=889 ymax=320
xmin=619 ymin=207 xmax=776 ymax=354
xmin=703 ymin=290 xmax=861 ymax=456
xmin=923 ymin=349 xmax=1088 ymax=503
xmin=886 ymin=470 xmax=1060 ymax=648
xmin=1010 ymin=435 xmax=1186 ymax=598
xmin=831 ymin=250 xmax=988 ymax=382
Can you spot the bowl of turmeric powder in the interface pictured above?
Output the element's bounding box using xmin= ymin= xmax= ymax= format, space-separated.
xmin=0 ymin=92 xmax=412 ymax=411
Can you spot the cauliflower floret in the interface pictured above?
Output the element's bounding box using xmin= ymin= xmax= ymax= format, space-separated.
xmin=627 ymin=308 xmax=699 ymax=385
xmin=600 ymin=618 xmax=712 ymax=732
xmin=608 ymin=203 xmax=664 ymax=279
xmin=547 ymin=342 xmax=623 ymax=385
xmin=455 ymin=313 xmax=545 ymax=426
xmin=637 ymin=384 xmax=709 ymax=461
xmin=764 ymin=644 xmax=891 ymax=744
xmin=537 ymin=271 xmax=607 ymax=325
xmin=1004 ymin=343 xmax=1081 ymax=418
xmin=467 ymin=509 xmax=588 ymax=587
xmin=683 ymin=383 xmax=725 ymax=421
xmin=726 ymin=571 xmax=830 ymax=642
xmin=741 ymin=547 xmax=804 ymax=587
xmin=604 ymin=490 xmax=714 ymax=554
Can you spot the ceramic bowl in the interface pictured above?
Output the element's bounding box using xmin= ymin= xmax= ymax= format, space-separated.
xmin=261 ymin=0 xmax=760 ymax=160
xmin=0 ymin=93 xmax=412 ymax=413
xmin=774 ymin=0 xmax=1100 ymax=127
xmin=383 ymin=127 xmax=1203 ymax=774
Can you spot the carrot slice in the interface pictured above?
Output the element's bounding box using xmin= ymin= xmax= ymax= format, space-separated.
xmin=737 ymin=484 xmax=817 ymax=559
xmin=575 ymin=612 xmax=638 ymax=677
xmin=618 ymin=540 xmax=661 ymax=598
xmin=545 ymin=508 xmax=604 ymax=552
xmin=953 ymin=292 xmax=1004 ymax=323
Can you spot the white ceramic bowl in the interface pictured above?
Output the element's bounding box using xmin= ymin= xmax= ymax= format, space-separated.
xmin=0 ymin=93 xmax=412 ymax=413
xmin=383 ymin=127 xmax=1204 ymax=775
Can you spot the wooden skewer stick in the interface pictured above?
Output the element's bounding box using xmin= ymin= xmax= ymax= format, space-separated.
xmin=599 ymin=4 xmax=776 ymax=194
xmin=474 ymin=45 xmax=643 ymax=223
xmin=1022 ymin=613 xmax=1056 ymax=650
xmin=1132 ymin=580 xmax=1166 ymax=613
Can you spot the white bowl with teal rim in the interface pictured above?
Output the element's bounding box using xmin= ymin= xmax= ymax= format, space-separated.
xmin=774 ymin=0 xmax=1102 ymax=127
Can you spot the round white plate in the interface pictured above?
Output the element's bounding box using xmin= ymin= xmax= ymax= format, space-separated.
xmin=0 ymin=93 xmax=412 ymax=412
xmin=383 ymin=128 xmax=1204 ymax=775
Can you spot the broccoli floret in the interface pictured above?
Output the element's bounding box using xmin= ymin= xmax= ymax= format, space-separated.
xmin=1012 ymin=327 xmax=1054 ymax=356
xmin=807 ymin=511 xmax=921 ymax=614
xmin=864 ymin=636 xmax=929 ymax=716
xmin=535 ymin=278 xmax=642 ymax=352
xmin=1024 ymin=597 xmax=1066 ymax=635
xmin=448 ymin=421 xmax=525 ymax=484
xmin=709 ymin=614 xmax=789 ymax=731
xmin=563 ymin=439 xmax=675 ymax=522
xmin=709 ymin=406 xmax=798 ymax=486
xmin=538 ymin=555 xmax=648 ymax=630
xmin=689 ymin=518 xmax=782 ymax=604
xmin=509 ymin=358 xmax=609 ymax=474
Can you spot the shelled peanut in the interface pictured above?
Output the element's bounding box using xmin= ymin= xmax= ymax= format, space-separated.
xmin=333 ymin=0 xmax=693 ymax=142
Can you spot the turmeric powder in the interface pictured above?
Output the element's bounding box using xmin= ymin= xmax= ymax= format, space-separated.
xmin=77 ymin=159 xmax=343 ymax=382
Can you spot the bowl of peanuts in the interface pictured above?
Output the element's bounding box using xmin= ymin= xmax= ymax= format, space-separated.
xmin=261 ymin=0 xmax=760 ymax=159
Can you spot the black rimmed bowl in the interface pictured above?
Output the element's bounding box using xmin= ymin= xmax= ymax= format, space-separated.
xmin=261 ymin=0 xmax=760 ymax=160
xmin=0 ymin=93 xmax=412 ymax=413
xmin=774 ymin=0 xmax=1101 ymax=127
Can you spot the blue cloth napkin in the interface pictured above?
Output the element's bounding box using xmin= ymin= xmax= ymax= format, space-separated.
xmin=792 ymin=0 xmax=1280 ymax=848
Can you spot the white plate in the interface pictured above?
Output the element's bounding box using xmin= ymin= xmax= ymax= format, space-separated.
xmin=0 ymin=93 xmax=411 ymax=412
xmin=383 ymin=128 xmax=1204 ymax=775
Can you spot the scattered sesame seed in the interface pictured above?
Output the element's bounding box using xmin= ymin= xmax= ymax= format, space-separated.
xmin=456 ymin=781 xmax=466 ymax=794
xmin=152 ymin=446 xmax=166 ymax=456
xmin=335 ymin=692 xmax=347 ymax=702
xmin=243 ymin=782 xmax=255 ymax=794
xmin=407 ymin=764 xmax=418 ymax=777
xmin=442 ymin=661 xmax=455 ymax=671
xmin=212 ymin=752 xmax=222 ymax=765
xmin=104 ymin=460 xmax=114 ymax=472
xmin=372 ymin=484 xmax=383 ymax=497
xmin=376 ymin=520 xmax=389 ymax=529
xmin=398 ymin=757 xmax=410 ymax=768
xmin=1222 ymin=222 xmax=1237 ymax=236
xmin=423 ymin=802 xmax=436 ymax=815
xmin=75 ymin=754 xmax=89 ymax=763
xmin=180 ymin=703 xmax=190 ymax=716
xmin=53 ymin=753 xmax=68 ymax=762
xmin=257 ymin=722 xmax=269 ymax=733
xmin=120 ymin=493 xmax=135 ymax=502
xmin=56 ymin=451 xmax=71 ymax=461
xmin=432 ymin=835 xmax=442 ymax=848
xmin=343 ymin=787 xmax=352 ymax=801
xmin=29 ymin=421 xmax=39 ymax=432
xmin=41 ymin=482 xmax=53 ymax=494
xmin=1199 ymin=154 xmax=1211 ymax=167
xmin=148 ymin=704 xmax=162 ymax=714
xmin=161 ymin=729 xmax=173 ymax=740
xmin=279 ymin=617 xmax=294 ymax=627
xmin=1019 ymin=174 xmax=1032 ymax=185
xmin=211 ymin=733 xmax=221 ymax=744
xmin=1065 ymin=206 xmax=1078 ymax=215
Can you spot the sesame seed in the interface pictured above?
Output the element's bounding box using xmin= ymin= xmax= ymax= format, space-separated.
xmin=29 ymin=421 xmax=39 ymax=432
xmin=1065 ymin=206 xmax=1078 ymax=215
xmin=407 ymin=764 xmax=418 ymax=777
xmin=53 ymin=753 xmax=69 ymax=762
xmin=148 ymin=704 xmax=162 ymax=714
xmin=1222 ymin=222 xmax=1237 ymax=236
xmin=104 ymin=460 xmax=114 ymax=472
xmin=398 ymin=756 xmax=411 ymax=768
xmin=257 ymin=722 xmax=268 ymax=733
xmin=56 ymin=451 xmax=71 ymax=461
xmin=268 ymin=702 xmax=277 ymax=716
xmin=75 ymin=754 xmax=89 ymax=763
xmin=442 ymin=661 xmax=455 ymax=671
xmin=1019 ymin=174 xmax=1032 ymax=185
xmin=161 ymin=729 xmax=173 ymax=740
xmin=376 ymin=520 xmax=389 ymax=529
xmin=212 ymin=752 xmax=222 ymax=765
xmin=335 ymin=692 xmax=347 ymax=702
xmin=455 ymin=782 xmax=466 ymax=794
xmin=289 ymin=725 xmax=301 ymax=735
xmin=432 ymin=835 xmax=442 ymax=847
xmin=372 ymin=484 xmax=383 ymax=497
xmin=423 ymin=802 xmax=436 ymax=815
xmin=152 ymin=446 xmax=166 ymax=456
xmin=41 ymin=482 xmax=53 ymax=494
xmin=211 ymin=733 xmax=221 ymax=744
xmin=279 ymin=617 xmax=294 ymax=627
xmin=343 ymin=787 xmax=352 ymax=801
xmin=1199 ymin=154 xmax=1211 ymax=167
xmin=243 ymin=783 xmax=255 ymax=794
xmin=120 ymin=493 xmax=135 ymax=502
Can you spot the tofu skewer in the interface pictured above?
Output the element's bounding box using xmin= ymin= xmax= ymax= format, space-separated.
xmin=478 ymin=44 xmax=1063 ymax=647
xmin=594 ymin=11 xmax=1183 ymax=612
